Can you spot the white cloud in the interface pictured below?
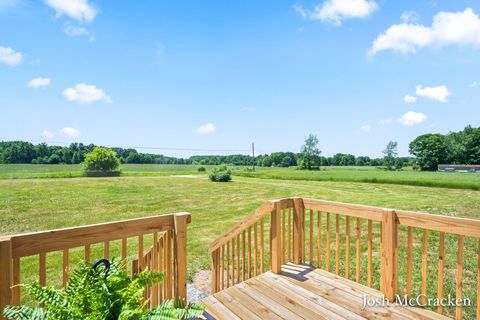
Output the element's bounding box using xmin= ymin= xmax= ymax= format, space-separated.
xmin=397 ymin=111 xmax=427 ymax=126
xmin=44 ymin=0 xmax=97 ymax=23
xmin=0 ymin=46 xmax=22 ymax=66
xmin=193 ymin=122 xmax=216 ymax=135
xmin=470 ymin=81 xmax=479 ymax=88
xmin=404 ymin=94 xmax=417 ymax=103
xmin=369 ymin=8 xmax=480 ymax=55
xmin=416 ymin=85 xmax=450 ymax=102
xmin=379 ymin=118 xmax=393 ymax=124
xmin=27 ymin=77 xmax=51 ymax=88
xmin=293 ymin=0 xmax=378 ymax=26
xmin=60 ymin=127 xmax=81 ymax=138
xmin=360 ymin=125 xmax=371 ymax=132
xmin=63 ymin=83 xmax=112 ymax=104
xmin=400 ymin=10 xmax=419 ymax=24
xmin=41 ymin=129 xmax=54 ymax=139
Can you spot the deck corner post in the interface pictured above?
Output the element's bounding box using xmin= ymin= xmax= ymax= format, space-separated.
xmin=0 ymin=236 xmax=13 ymax=320
xmin=380 ymin=209 xmax=398 ymax=301
xmin=173 ymin=213 xmax=189 ymax=303
xmin=293 ymin=197 xmax=305 ymax=264
xmin=270 ymin=201 xmax=282 ymax=273
xmin=211 ymin=249 xmax=220 ymax=293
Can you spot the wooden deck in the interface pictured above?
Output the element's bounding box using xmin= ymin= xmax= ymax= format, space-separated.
xmin=201 ymin=263 xmax=449 ymax=320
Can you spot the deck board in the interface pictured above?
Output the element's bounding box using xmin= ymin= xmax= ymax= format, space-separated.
xmin=201 ymin=263 xmax=450 ymax=320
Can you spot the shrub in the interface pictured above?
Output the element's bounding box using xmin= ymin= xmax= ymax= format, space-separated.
xmin=197 ymin=166 xmax=206 ymax=172
xmin=82 ymin=147 xmax=120 ymax=177
xmin=3 ymin=259 xmax=204 ymax=320
xmin=208 ymin=164 xmax=232 ymax=182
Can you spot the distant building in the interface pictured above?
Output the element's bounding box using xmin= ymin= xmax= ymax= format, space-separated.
xmin=438 ymin=164 xmax=480 ymax=172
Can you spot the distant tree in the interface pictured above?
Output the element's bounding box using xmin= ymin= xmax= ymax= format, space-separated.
xmin=299 ymin=134 xmax=321 ymax=170
xmin=409 ymin=134 xmax=448 ymax=171
xmin=355 ymin=156 xmax=371 ymax=166
xmin=82 ymin=147 xmax=120 ymax=176
xmin=382 ymin=141 xmax=398 ymax=170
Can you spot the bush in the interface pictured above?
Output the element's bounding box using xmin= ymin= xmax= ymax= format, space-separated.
xmin=3 ymin=259 xmax=204 ymax=320
xmin=208 ymin=164 xmax=232 ymax=182
xmin=82 ymin=147 xmax=120 ymax=176
xmin=197 ymin=166 xmax=206 ymax=172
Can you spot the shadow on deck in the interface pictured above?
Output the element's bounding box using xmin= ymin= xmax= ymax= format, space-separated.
xmin=201 ymin=263 xmax=448 ymax=320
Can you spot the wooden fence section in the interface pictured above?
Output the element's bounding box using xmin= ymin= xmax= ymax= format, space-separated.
xmin=210 ymin=197 xmax=480 ymax=319
xmin=0 ymin=212 xmax=191 ymax=319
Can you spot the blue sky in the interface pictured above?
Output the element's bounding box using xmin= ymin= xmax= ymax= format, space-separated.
xmin=1 ymin=0 xmax=479 ymax=157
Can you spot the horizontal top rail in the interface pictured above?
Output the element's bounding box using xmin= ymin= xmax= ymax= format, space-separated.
xmin=302 ymin=198 xmax=386 ymax=221
xmin=395 ymin=209 xmax=480 ymax=238
xmin=4 ymin=213 xmax=191 ymax=258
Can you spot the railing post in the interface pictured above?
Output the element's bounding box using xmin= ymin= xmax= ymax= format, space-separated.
xmin=293 ymin=197 xmax=305 ymax=264
xmin=211 ymin=249 xmax=220 ymax=293
xmin=0 ymin=236 xmax=13 ymax=320
xmin=270 ymin=201 xmax=282 ymax=273
xmin=380 ymin=209 xmax=397 ymax=301
xmin=173 ymin=213 xmax=189 ymax=303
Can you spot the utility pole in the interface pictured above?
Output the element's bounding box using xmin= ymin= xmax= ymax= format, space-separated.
xmin=252 ymin=142 xmax=255 ymax=172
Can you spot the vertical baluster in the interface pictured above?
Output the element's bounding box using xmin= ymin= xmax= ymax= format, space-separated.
xmin=476 ymin=239 xmax=480 ymax=320
xmin=368 ymin=220 xmax=372 ymax=287
xmin=335 ymin=214 xmax=340 ymax=275
xmin=63 ymin=249 xmax=69 ymax=287
xmin=232 ymin=237 xmax=236 ymax=285
xmin=287 ymin=209 xmax=291 ymax=262
xmin=221 ymin=245 xmax=225 ymax=290
xmin=421 ymin=229 xmax=428 ymax=305
xmin=165 ymin=231 xmax=172 ymax=299
xmin=282 ymin=209 xmax=286 ymax=263
xmin=326 ymin=213 xmax=331 ymax=272
xmin=242 ymin=231 xmax=246 ymax=282
xmin=406 ymin=227 xmax=413 ymax=297
xmin=159 ymin=236 xmax=164 ymax=301
xmin=12 ymin=258 xmax=20 ymax=305
xmin=104 ymin=241 xmax=110 ymax=259
xmin=236 ymin=234 xmax=240 ymax=284
xmin=254 ymin=223 xmax=258 ymax=276
xmin=356 ymin=218 xmax=361 ymax=283
xmin=248 ymin=226 xmax=252 ymax=279
xmin=317 ymin=211 xmax=322 ymax=268
xmin=84 ymin=244 xmax=91 ymax=263
xmin=121 ymin=238 xmax=127 ymax=269
xmin=39 ymin=253 xmax=46 ymax=287
xmin=456 ymin=235 xmax=464 ymax=320
xmin=309 ymin=209 xmax=314 ymax=265
xmin=437 ymin=232 xmax=445 ymax=314
xmin=152 ymin=232 xmax=158 ymax=306
xmin=138 ymin=235 xmax=144 ymax=272
xmin=260 ymin=218 xmax=265 ymax=273
xmin=226 ymin=241 xmax=230 ymax=288
xmin=345 ymin=216 xmax=350 ymax=279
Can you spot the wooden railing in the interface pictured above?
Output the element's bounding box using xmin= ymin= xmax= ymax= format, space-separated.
xmin=0 ymin=212 xmax=191 ymax=319
xmin=210 ymin=197 xmax=480 ymax=319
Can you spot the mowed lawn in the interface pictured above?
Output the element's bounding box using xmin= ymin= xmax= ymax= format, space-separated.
xmin=1 ymin=173 xmax=480 ymax=316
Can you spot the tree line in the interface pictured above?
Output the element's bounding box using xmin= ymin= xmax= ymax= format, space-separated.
xmin=1 ymin=125 xmax=477 ymax=171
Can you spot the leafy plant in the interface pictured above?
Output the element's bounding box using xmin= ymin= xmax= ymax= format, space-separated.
xmin=82 ymin=147 xmax=121 ymax=176
xmin=197 ymin=166 xmax=206 ymax=172
xmin=208 ymin=164 xmax=231 ymax=182
xmin=3 ymin=260 xmax=204 ymax=320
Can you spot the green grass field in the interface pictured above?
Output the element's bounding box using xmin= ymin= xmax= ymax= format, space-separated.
xmin=0 ymin=164 xmax=479 ymax=317
xmin=236 ymin=166 xmax=480 ymax=190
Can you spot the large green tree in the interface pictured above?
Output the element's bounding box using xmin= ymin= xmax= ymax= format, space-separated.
xmin=299 ymin=134 xmax=321 ymax=170
xmin=409 ymin=134 xmax=448 ymax=171
xmin=82 ymin=147 xmax=120 ymax=175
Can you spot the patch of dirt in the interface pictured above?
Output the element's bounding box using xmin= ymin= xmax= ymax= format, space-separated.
xmin=192 ymin=270 xmax=211 ymax=296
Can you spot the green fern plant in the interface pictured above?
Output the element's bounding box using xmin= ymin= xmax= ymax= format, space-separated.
xmin=3 ymin=259 xmax=204 ymax=320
